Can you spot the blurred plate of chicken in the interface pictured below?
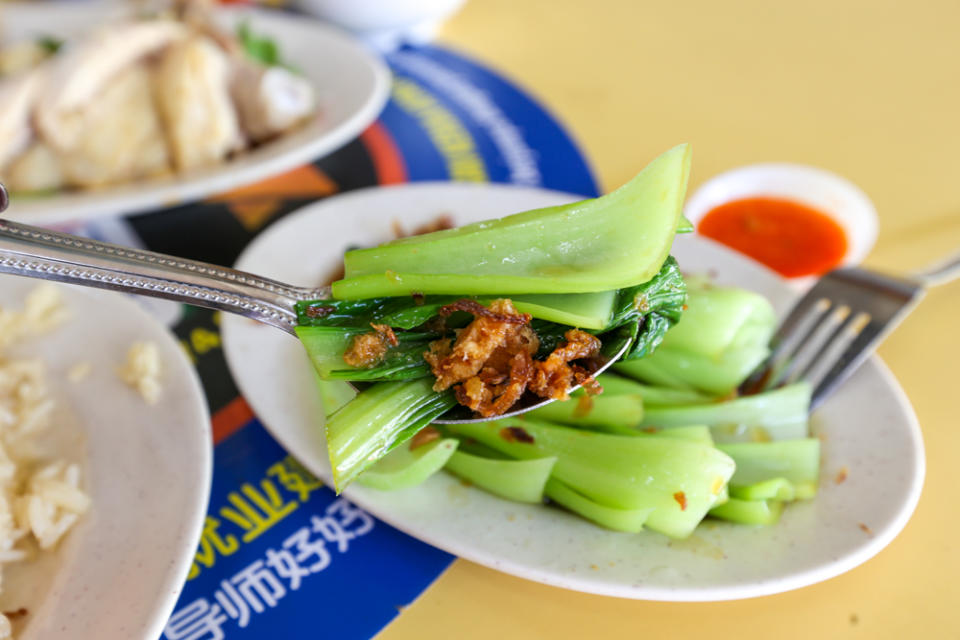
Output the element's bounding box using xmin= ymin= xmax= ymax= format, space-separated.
xmin=0 ymin=1 xmax=390 ymax=224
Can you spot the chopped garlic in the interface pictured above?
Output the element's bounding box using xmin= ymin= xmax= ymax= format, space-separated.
xmin=117 ymin=342 xmax=162 ymax=405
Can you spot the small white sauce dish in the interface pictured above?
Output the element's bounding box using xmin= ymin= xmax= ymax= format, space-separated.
xmin=295 ymin=0 xmax=467 ymax=50
xmin=683 ymin=164 xmax=879 ymax=284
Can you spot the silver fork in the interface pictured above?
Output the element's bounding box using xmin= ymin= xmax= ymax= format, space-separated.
xmin=742 ymin=253 xmax=960 ymax=409
xmin=0 ymin=188 xmax=628 ymax=424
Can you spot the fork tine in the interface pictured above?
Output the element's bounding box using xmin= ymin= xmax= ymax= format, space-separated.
xmin=770 ymin=297 xmax=832 ymax=361
xmin=802 ymin=311 xmax=870 ymax=392
xmin=809 ymin=312 xmax=890 ymax=409
xmin=740 ymin=296 xmax=832 ymax=393
xmin=779 ymin=303 xmax=852 ymax=387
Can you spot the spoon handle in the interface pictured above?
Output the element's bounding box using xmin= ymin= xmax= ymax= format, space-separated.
xmin=0 ymin=217 xmax=319 ymax=334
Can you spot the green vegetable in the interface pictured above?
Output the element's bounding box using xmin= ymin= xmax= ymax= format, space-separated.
xmin=644 ymin=425 xmax=715 ymax=446
xmin=614 ymin=357 xmax=692 ymax=389
xmin=614 ymin=282 xmax=776 ymax=394
xmin=444 ymin=452 xmax=556 ymax=503
xmin=37 ymin=35 xmax=63 ymax=54
xmin=719 ymin=439 xmax=820 ymax=499
xmin=545 ymin=479 xmax=652 ymax=532
xmin=295 ymin=326 xmax=435 ymax=381
xmin=325 ymin=379 xmax=456 ymax=491
xmin=659 ymin=285 xmax=775 ymax=359
xmin=615 ymin=345 xmax=769 ymax=396
xmin=713 ymin=483 xmax=730 ymax=507
xmin=729 ymin=477 xmax=797 ymax=501
xmin=447 ymin=417 xmax=736 ymax=538
xmin=525 ymin=392 xmax=643 ymax=434
xmin=297 ymin=290 xmax=618 ymax=331
xmin=607 ymin=256 xmax=687 ymax=360
xmin=512 ymin=292 xmax=617 ymax=330
xmin=331 ymin=144 xmax=691 ymax=299
xmin=236 ymin=20 xmax=295 ymax=70
xmin=709 ymin=497 xmax=784 ymax=525
xmin=357 ymin=437 xmax=458 ymax=490
xmin=594 ymin=373 xmax=715 ymax=405
xmin=640 ymin=382 xmax=812 ymax=442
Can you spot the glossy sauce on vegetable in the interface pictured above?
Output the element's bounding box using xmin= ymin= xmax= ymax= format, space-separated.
xmin=698 ymin=197 xmax=848 ymax=277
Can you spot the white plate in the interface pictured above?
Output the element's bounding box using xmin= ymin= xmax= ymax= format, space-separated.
xmin=0 ymin=279 xmax=212 ymax=638
xmin=1 ymin=2 xmax=390 ymax=225
xmin=220 ymin=182 xmax=924 ymax=601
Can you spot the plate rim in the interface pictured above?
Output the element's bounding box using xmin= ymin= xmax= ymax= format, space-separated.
xmin=221 ymin=181 xmax=925 ymax=601
xmin=1 ymin=3 xmax=391 ymax=225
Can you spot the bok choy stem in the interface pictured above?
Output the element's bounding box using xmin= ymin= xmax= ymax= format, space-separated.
xmin=447 ymin=417 xmax=735 ymax=538
xmin=525 ymin=393 xmax=644 ymax=433
xmin=545 ymin=479 xmax=652 ymax=533
xmin=444 ymin=453 xmax=556 ymax=503
xmin=709 ymin=497 xmax=784 ymax=525
xmin=593 ymin=373 xmax=714 ymax=405
xmin=356 ymin=437 xmax=459 ymax=490
xmin=613 ymin=281 xmax=776 ymax=394
xmin=297 ymin=290 xmax=620 ymax=331
xmin=325 ymin=379 xmax=455 ymax=491
xmin=640 ymin=382 xmax=812 ymax=442
xmin=718 ymin=439 xmax=821 ymax=498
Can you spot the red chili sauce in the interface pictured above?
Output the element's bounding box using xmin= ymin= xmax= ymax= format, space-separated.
xmin=697 ymin=197 xmax=848 ymax=278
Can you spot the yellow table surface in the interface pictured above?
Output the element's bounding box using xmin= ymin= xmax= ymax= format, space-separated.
xmin=379 ymin=1 xmax=960 ymax=638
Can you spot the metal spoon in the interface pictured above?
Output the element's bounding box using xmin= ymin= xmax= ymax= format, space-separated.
xmin=0 ymin=186 xmax=628 ymax=424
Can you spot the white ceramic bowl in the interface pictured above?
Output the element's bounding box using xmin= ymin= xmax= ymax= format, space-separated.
xmin=684 ymin=164 xmax=879 ymax=281
xmin=295 ymin=0 xmax=467 ymax=49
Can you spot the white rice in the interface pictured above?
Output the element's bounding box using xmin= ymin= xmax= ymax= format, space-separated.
xmin=117 ymin=341 xmax=162 ymax=405
xmin=0 ymin=285 xmax=89 ymax=638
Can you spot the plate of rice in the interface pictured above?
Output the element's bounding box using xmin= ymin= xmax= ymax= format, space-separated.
xmin=0 ymin=279 xmax=211 ymax=639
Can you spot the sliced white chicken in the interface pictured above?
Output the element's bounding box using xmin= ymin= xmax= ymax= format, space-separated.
xmin=35 ymin=20 xmax=186 ymax=150
xmin=0 ymin=68 xmax=44 ymax=169
xmin=154 ymin=35 xmax=244 ymax=171
xmin=56 ymin=64 xmax=170 ymax=188
xmin=3 ymin=141 xmax=64 ymax=192
xmin=231 ymin=60 xmax=316 ymax=142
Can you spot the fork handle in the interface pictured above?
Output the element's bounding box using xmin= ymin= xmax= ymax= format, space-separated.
xmin=0 ymin=217 xmax=306 ymax=334
xmin=916 ymin=250 xmax=960 ymax=288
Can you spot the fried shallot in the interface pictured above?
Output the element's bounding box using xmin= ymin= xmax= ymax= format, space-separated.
xmin=425 ymin=299 xmax=603 ymax=417
xmin=529 ymin=329 xmax=602 ymax=401
xmin=425 ymin=299 xmax=532 ymax=391
xmin=342 ymin=323 xmax=398 ymax=368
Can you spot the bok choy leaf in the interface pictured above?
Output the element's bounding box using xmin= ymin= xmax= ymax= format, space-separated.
xmin=331 ymin=144 xmax=691 ymax=299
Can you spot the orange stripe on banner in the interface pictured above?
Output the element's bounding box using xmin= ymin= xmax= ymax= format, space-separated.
xmin=208 ymin=165 xmax=338 ymax=202
xmin=212 ymin=396 xmax=255 ymax=444
xmin=360 ymin=122 xmax=408 ymax=184
xmin=206 ymin=165 xmax=339 ymax=231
